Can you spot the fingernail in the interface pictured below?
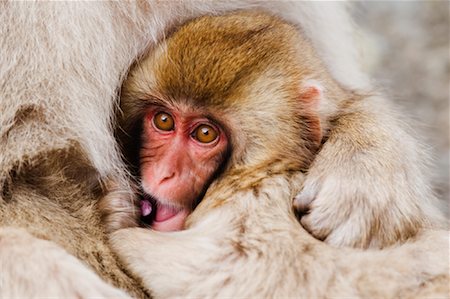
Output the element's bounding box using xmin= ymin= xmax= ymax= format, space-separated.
xmin=141 ymin=199 xmax=152 ymax=216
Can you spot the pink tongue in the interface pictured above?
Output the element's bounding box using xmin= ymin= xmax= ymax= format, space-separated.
xmin=155 ymin=204 xmax=179 ymax=222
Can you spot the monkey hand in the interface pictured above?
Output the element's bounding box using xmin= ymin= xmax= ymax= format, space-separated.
xmin=0 ymin=227 xmax=131 ymax=298
xmin=294 ymin=155 xmax=420 ymax=248
xmin=293 ymin=101 xmax=445 ymax=248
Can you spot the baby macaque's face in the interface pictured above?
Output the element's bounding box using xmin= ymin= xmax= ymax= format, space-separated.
xmin=139 ymin=104 xmax=228 ymax=232
xmin=121 ymin=12 xmax=323 ymax=233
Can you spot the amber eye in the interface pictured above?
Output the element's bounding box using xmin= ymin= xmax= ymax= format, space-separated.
xmin=153 ymin=112 xmax=174 ymax=131
xmin=193 ymin=124 xmax=218 ymax=144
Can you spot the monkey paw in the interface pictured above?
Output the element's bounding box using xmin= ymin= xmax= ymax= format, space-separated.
xmin=293 ymin=166 xmax=431 ymax=249
xmin=294 ymin=179 xmax=370 ymax=247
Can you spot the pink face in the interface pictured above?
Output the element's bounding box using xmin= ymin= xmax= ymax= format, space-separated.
xmin=140 ymin=105 xmax=228 ymax=232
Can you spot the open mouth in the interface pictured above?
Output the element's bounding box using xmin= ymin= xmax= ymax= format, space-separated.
xmin=140 ymin=195 xmax=189 ymax=232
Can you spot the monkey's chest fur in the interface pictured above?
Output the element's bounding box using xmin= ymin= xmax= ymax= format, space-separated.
xmin=0 ymin=145 xmax=148 ymax=298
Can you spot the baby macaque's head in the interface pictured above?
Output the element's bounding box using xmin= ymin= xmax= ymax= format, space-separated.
xmin=119 ymin=11 xmax=328 ymax=231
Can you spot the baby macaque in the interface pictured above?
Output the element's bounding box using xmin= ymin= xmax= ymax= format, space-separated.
xmin=109 ymin=12 xmax=449 ymax=297
xmin=113 ymin=9 xmax=329 ymax=234
xmin=104 ymin=5 xmax=446 ymax=247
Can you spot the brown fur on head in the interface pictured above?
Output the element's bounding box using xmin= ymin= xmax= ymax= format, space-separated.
xmin=120 ymin=11 xmax=327 ymax=178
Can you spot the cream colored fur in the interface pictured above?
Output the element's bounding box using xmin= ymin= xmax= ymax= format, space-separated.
xmin=0 ymin=227 xmax=131 ymax=298
xmin=111 ymin=172 xmax=449 ymax=298
xmin=296 ymin=94 xmax=448 ymax=247
xmin=0 ymin=1 xmax=447 ymax=297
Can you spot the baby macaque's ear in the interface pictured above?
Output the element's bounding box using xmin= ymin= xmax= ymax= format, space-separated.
xmin=299 ymin=79 xmax=324 ymax=107
xmin=298 ymin=80 xmax=324 ymax=148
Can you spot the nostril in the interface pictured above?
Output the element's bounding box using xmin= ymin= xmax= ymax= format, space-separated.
xmin=160 ymin=172 xmax=175 ymax=183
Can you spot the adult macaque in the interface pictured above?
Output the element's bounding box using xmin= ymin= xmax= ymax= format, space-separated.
xmin=110 ymin=12 xmax=449 ymax=298
xmin=1 ymin=1 xmax=446 ymax=297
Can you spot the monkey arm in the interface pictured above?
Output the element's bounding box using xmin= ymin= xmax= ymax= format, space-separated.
xmin=109 ymin=166 xmax=447 ymax=298
xmin=110 ymin=227 xmax=219 ymax=298
xmin=0 ymin=227 xmax=130 ymax=298
xmin=110 ymin=207 xmax=449 ymax=298
xmin=295 ymin=94 xmax=447 ymax=248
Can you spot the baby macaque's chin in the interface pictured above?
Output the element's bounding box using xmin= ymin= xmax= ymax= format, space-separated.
xmin=152 ymin=208 xmax=189 ymax=232
xmin=140 ymin=196 xmax=189 ymax=232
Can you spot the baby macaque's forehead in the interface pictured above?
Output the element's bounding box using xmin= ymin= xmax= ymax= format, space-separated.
xmin=153 ymin=12 xmax=300 ymax=107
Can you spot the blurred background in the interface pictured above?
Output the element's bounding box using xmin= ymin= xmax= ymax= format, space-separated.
xmin=354 ymin=1 xmax=449 ymax=215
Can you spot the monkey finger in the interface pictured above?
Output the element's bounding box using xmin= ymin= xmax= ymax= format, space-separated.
xmin=300 ymin=213 xmax=331 ymax=241
xmin=293 ymin=186 xmax=317 ymax=214
xmin=140 ymin=199 xmax=152 ymax=216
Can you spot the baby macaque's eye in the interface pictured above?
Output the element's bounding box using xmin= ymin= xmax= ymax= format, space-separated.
xmin=153 ymin=112 xmax=174 ymax=131
xmin=193 ymin=124 xmax=218 ymax=144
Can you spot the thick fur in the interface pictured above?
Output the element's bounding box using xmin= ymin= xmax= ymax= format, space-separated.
xmin=110 ymin=12 xmax=449 ymax=298
xmin=295 ymin=95 xmax=448 ymax=247
xmin=0 ymin=227 xmax=130 ymax=298
xmin=0 ymin=1 xmax=446 ymax=297
xmin=0 ymin=1 xmax=371 ymax=296
xmin=112 ymin=172 xmax=450 ymax=298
